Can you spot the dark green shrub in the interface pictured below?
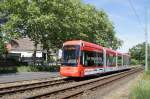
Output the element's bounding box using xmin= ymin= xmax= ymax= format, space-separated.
xmin=0 ymin=67 xmax=17 ymax=73
xmin=130 ymin=59 xmax=139 ymax=65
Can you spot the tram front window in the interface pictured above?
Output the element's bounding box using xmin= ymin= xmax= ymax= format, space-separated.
xmin=62 ymin=45 xmax=80 ymax=66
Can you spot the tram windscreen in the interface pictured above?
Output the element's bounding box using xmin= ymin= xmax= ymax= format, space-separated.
xmin=62 ymin=45 xmax=80 ymax=66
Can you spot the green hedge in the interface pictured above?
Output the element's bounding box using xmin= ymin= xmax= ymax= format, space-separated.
xmin=0 ymin=65 xmax=60 ymax=74
xmin=0 ymin=67 xmax=17 ymax=73
xmin=17 ymin=65 xmax=60 ymax=72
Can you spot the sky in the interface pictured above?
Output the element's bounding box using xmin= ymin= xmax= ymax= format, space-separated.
xmin=83 ymin=0 xmax=150 ymax=53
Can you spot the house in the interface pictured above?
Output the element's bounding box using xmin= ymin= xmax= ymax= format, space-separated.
xmin=9 ymin=38 xmax=42 ymax=57
xmin=5 ymin=37 xmax=44 ymax=64
xmin=6 ymin=37 xmax=51 ymax=64
xmin=4 ymin=37 xmax=62 ymax=66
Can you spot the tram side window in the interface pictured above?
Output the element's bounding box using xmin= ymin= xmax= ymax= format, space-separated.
xmin=97 ymin=52 xmax=103 ymax=66
xmin=117 ymin=56 xmax=122 ymax=66
xmin=106 ymin=55 xmax=116 ymax=66
xmin=123 ymin=56 xmax=127 ymax=66
xmin=126 ymin=57 xmax=130 ymax=65
xmin=110 ymin=56 xmax=116 ymax=66
xmin=80 ymin=51 xmax=103 ymax=67
xmin=84 ymin=51 xmax=94 ymax=66
xmin=106 ymin=55 xmax=109 ymax=66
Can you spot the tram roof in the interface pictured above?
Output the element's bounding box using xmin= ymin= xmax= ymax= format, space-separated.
xmin=122 ymin=53 xmax=131 ymax=57
xmin=64 ymin=40 xmax=130 ymax=57
xmin=105 ymin=48 xmax=117 ymax=55
xmin=64 ymin=40 xmax=103 ymax=49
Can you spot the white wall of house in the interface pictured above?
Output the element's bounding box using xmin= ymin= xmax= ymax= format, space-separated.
xmin=10 ymin=51 xmax=42 ymax=57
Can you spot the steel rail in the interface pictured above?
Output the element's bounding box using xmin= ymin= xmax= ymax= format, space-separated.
xmin=26 ymin=68 xmax=142 ymax=99
xmin=0 ymin=77 xmax=71 ymax=96
xmin=62 ymin=68 xmax=142 ymax=99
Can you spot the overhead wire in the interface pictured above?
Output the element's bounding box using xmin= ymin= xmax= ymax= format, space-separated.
xmin=128 ymin=0 xmax=149 ymax=71
xmin=128 ymin=0 xmax=145 ymax=31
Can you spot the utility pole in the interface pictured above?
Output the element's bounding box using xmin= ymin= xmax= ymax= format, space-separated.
xmin=145 ymin=8 xmax=148 ymax=71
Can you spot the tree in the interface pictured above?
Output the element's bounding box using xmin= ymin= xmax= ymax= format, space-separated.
xmin=0 ymin=38 xmax=5 ymax=56
xmin=0 ymin=0 xmax=123 ymax=64
xmin=129 ymin=42 xmax=150 ymax=65
xmin=0 ymin=24 xmax=9 ymax=57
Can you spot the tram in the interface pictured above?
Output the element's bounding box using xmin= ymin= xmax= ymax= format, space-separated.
xmin=60 ymin=40 xmax=130 ymax=77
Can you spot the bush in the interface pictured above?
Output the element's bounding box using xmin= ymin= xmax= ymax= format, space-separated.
xmin=0 ymin=67 xmax=17 ymax=74
xmin=130 ymin=80 xmax=150 ymax=99
xmin=130 ymin=59 xmax=139 ymax=65
xmin=0 ymin=65 xmax=60 ymax=73
xmin=145 ymin=70 xmax=150 ymax=75
xmin=17 ymin=65 xmax=60 ymax=72
xmin=130 ymin=70 xmax=150 ymax=99
xmin=17 ymin=66 xmax=39 ymax=72
xmin=142 ymin=70 xmax=150 ymax=80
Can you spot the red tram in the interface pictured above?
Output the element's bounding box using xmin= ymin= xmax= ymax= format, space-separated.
xmin=60 ymin=40 xmax=130 ymax=77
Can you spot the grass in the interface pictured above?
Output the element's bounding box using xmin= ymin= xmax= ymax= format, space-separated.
xmin=130 ymin=70 xmax=150 ymax=99
xmin=0 ymin=65 xmax=60 ymax=74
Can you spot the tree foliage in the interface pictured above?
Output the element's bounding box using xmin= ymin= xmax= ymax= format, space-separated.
xmin=0 ymin=38 xmax=5 ymax=56
xmin=129 ymin=42 xmax=150 ymax=65
xmin=0 ymin=27 xmax=6 ymax=56
xmin=0 ymin=0 xmax=122 ymax=52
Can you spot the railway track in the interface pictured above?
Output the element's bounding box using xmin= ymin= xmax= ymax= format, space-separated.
xmin=0 ymin=67 xmax=142 ymax=99
xmin=25 ymin=68 xmax=142 ymax=99
xmin=0 ymin=77 xmax=73 ymax=96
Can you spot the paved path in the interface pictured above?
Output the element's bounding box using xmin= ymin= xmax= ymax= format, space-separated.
xmin=0 ymin=72 xmax=59 ymax=84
